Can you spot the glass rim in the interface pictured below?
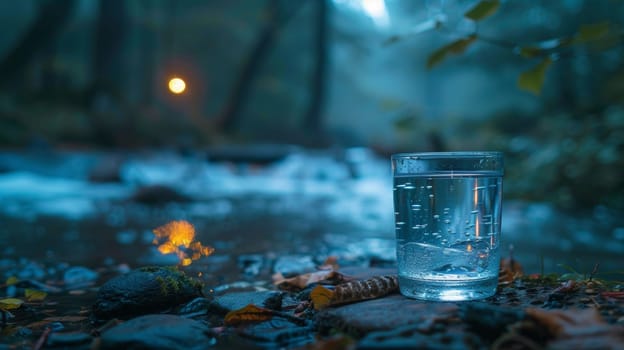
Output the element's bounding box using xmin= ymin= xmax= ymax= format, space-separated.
xmin=391 ymin=151 xmax=503 ymax=160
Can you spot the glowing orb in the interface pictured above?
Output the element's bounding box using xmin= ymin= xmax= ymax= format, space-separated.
xmin=168 ymin=77 xmax=186 ymax=94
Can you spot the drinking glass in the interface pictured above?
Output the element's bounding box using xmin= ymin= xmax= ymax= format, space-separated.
xmin=392 ymin=152 xmax=503 ymax=301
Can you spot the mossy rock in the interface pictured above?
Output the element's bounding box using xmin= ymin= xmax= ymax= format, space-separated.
xmin=93 ymin=266 xmax=203 ymax=320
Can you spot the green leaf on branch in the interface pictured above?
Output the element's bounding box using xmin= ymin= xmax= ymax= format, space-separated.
xmin=464 ymin=0 xmax=500 ymax=21
xmin=517 ymin=57 xmax=552 ymax=95
xmin=518 ymin=46 xmax=543 ymax=58
xmin=427 ymin=35 xmax=477 ymax=69
xmin=575 ymin=21 xmax=610 ymax=43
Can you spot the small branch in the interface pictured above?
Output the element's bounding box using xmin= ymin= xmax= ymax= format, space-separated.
xmin=588 ymin=263 xmax=600 ymax=281
xmin=33 ymin=327 xmax=52 ymax=350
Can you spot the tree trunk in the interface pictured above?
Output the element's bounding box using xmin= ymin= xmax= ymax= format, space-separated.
xmin=303 ymin=0 xmax=330 ymax=134
xmin=216 ymin=0 xmax=303 ymax=133
xmin=91 ymin=0 xmax=127 ymax=97
xmin=0 ymin=0 xmax=76 ymax=89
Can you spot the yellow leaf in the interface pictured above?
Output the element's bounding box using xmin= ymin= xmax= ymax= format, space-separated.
xmin=517 ymin=58 xmax=552 ymax=95
xmin=518 ymin=46 xmax=542 ymax=58
xmin=464 ymin=0 xmax=500 ymax=21
xmin=311 ymin=285 xmax=335 ymax=310
xmin=427 ymin=35 xmax=477 ymax=69
xmin=224 ymin=304 xmax=274 ymax=326
xmin=0 ymin=298 xmax=24 ymax=310
xmin=6 ymin=276 xmax=19 ymax=285
xmin=575 ymin=21 xmax=610 ymax=44
xmin=25 ymin=289 xmax=47 ymax=302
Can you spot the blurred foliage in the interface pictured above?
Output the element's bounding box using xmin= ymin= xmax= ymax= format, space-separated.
xmin=483 ymin=106 xmax=624 ymax=209
xmin=388 ymin=0 xmax=624 ymax=96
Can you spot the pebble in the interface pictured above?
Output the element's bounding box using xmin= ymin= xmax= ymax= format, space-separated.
xmin=63 ymin=266 xmax=99 ymax=288
xmin=47 ymin=332 xmax=92 ymax=347
xmin=273 ymin=255 xmax=316 ymax=277
xmin=209 ymin=291 xmax=283 ymax=315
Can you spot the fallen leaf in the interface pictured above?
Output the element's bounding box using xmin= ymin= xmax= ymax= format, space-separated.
xmin=311 ymin=285 xmax=335 ymax=310
xmin=318 ymin=256 xmax=339 ymax=271
xmin=25 ymin=289 xmax=47 ymax=302
xmin=0 ymin=298 xmax=24 ymax=310
xmin=224 ymin=304 xmax=274 ymax=326
xmin=524 ymin=308 xmax=624 ymax=349
xmin=498 ymin=257 xmax=523 ymax=285
xmin=551 ymin=280 xmax=578 ymax=294
xmin=274 ymin=270 xmax=349 ymax=291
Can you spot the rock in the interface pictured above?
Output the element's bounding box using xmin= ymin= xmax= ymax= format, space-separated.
xmin=93 ymin=266 xmax=203 ymax=319
xmin=315 ymin=294 xmax=458 ymax=337
xmin=99 ymin=314 xmax=212 ymax=350
xmin=273 ymin=255 xmax=316 ymax=277
xmin=358 ymin=326 xmax=482 ymax=350
xmin=238 ymin=320 xmax=314 ymax=348
xmin=209 ymin=291 xmax=283 ymax=315
xmin=206 ymin=144 xmax=299 ymax=165
xmin=131 ymin=185 xmax=192 ymax=204
xmin=63 ymin=266 xmax=99 ymax=288
xmin=458 ymin=303 xmax=525 ymax=340
xmin=47 ymin=332 xmax=92 ymax=347
xmin=237 ymin=254 xmax=265 ymax=277
xmin=179 ymin=297 xmax=211 ymax=315
xmin=88 ymin=155 xmax=123 ymax=183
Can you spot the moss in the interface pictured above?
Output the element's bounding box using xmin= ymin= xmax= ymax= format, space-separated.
xmin=147 ymin=266 xmax=204 ymax=297
xmin=139 ymin=265 xmax=179 ymax=273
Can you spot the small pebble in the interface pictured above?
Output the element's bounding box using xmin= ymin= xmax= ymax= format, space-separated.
xmin=585 ymin=288 xmax=596 ymax=294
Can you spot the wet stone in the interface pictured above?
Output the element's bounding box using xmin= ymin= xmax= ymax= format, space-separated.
xmin=459 ymin=303 xmax=525 ymax=340
xmin=273 ymin=255 xmax=316 ymax=277
xmin=178 ymin=297 xmax=211 ymax=315
xmin=315 ymin=294 xmax=458 ymax=337
xmin=63 ymin=266 xmax=99 ymax=289
xmin=237 ymin=254 xmax=265 ymax=276
xmin=47 ymin=332 xmax=92 ymax=347
xmin=93 ymin=266 xmax=203 ymax=320
xmin=238 ymin=320 xmax=314 ymax=348
xmin=131 ymin=185 xmax=192 ymax=204
xmin=99 ymin=314 xmax=212 ymax=350
xmin=358 ymin=325 xmax=482 ymax=350
xmin=209 ymin=291 xmax=283 ymax=315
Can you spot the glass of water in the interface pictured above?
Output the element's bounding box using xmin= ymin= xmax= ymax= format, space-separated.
xmin=392 ymin=152 xmax=503 ymax=301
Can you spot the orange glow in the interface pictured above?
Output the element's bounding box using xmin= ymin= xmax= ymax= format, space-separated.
xmin=466 ymin=244 xmax=473 ymax=252
xmin=168 ymin=77 xmax=186 ymax=94
xmin=152 ymin=220 xmax=214 ymax=266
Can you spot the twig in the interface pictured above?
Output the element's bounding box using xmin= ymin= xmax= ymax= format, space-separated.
xmin=270 ymin=310 xmax=308 ymax=327
xmin=589 ymin=263 xmax=600 ymax=281
xmin=32 ymin=327 xmax=51 ymax=350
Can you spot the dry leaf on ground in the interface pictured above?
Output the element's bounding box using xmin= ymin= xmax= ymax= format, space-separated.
xmin=224 ymin=304 xmax=274 ymax=326
xmin=274 ymin=270 xmax=351 ymax=291
xmin=525 ymin=308 xmax=624 ymax=349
